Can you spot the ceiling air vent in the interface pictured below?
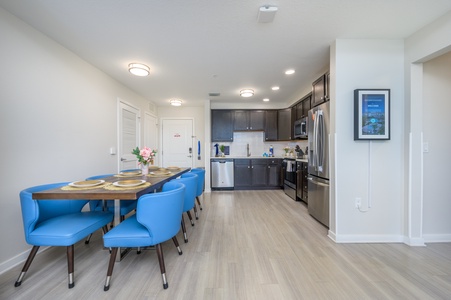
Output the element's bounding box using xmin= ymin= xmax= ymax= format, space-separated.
xmin=209 ymin=92 xmax=220 ymax=97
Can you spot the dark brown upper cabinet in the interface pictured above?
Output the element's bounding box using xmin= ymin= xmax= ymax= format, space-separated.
xmin=233 ymin=110 xmax=265 ymax=131
xmin=211 ymin=110 xmax=233 ymax=142
xmin=312 ymin=73 xmax=329 ymax=108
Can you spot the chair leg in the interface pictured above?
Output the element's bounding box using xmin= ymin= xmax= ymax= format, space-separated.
xmin=181 ymin=215 xmax=188 ymax=243
xmin=67 ymin=245 xmax=75 ymax=288
xmin=193 ymin=203 xmax=199 ymax=220
xmin=85 ymin=234 xmax=93 ymax=244
xmin=104 ymin=248 xmax=118 ymax=291
xmin=156 ymin=243 xmax=168 ymax=289
xmin=172 ymin=236 xmax=183 ymax=255
xmin=196 ymin=196 xmax=203 ymax=210
xmin=14 ymin=245 xmax=40 ymax=287
xmin=186 ymin=211 xmax=195 ymax=226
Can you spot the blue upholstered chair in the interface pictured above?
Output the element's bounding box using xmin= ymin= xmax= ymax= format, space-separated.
xmin=15 ymin=182 xmax=113 ymax=289
xmin=102 ymin=181 xmax=185 ymax=291
xmin=189 ymin=168 xmax=205 ymax=217
xmin=173 ymin=172 xmax=198 ymax=243
xmin=84 ymin=174 xmax=137 ymax=244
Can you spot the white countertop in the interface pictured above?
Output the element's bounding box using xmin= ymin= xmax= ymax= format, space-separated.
xmin=211 ymin=156 xmax=308 ymax=162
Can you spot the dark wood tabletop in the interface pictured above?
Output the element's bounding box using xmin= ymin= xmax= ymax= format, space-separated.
xmin=32 ymin=168 xmax=190 ymax=200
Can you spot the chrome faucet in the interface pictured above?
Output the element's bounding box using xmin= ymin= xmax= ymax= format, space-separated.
xmin=246 ymin=143 xmax=251 ymax=157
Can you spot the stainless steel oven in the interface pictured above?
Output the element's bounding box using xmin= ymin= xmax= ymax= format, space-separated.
xmin=283 ymin=158 xmax=296 ymax=200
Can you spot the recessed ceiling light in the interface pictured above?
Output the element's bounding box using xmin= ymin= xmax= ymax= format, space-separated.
xmin=263 ymin=98 xmax=270 ymax=102
xmin=170 ymin=99 xmax=182 ymax=106
xmin=285 ymin=69 xmax=295 ymax=75
xmin=271 ymin=86 xmax=280 ymax=91
xmin=128 ymin=63 xmax=150 ymax=76
xmin=240 ymin=89 xmax=254 ymax=97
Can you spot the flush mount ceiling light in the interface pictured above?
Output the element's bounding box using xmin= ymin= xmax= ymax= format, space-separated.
xmin=285 ymin=69 xmax=295 ymax=75
xmin=170 ymin=99 xmax=182 ymax=106
xmin=271 ymin=86 xmax=280 ymax=91
xmin=128 ymin=63 xmax=150 ymax=76
xmin=240 ymin=89 xmax=254 ymax=97
xmin=257 ymin=6 xmax=278 ymax=23
xmin=263 ymin=98 xmax=270 ymax=102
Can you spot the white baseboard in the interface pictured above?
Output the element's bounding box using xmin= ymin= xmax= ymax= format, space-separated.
xmin=0 ymin=246 xmax=49 ymax=275
xmin=423 ymin=233 xmax=451 ymax=243
xmin=330 ymin=233 xmax=405 ymax=244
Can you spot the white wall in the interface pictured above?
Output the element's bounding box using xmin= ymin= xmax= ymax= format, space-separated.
xmin=422 ymin=51 xmax=451 ymax=239
xmin=404 ymin=11 xmax=451 ymax=244
xmin=0 ymin=8 xmax=152 ymax=272
xmin=330 ymin=39 xmax=405 ymax=242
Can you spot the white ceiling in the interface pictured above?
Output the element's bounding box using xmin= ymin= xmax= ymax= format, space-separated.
xmin=1 ymin=0 xmax=451 ymax=108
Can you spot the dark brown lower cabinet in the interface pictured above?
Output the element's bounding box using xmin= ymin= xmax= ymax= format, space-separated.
xmin=234 ymin=159 xmax=282 ymax=190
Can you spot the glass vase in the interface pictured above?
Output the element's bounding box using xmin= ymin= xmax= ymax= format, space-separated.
xmin=141 ymin=163 xmax=149 ymax=175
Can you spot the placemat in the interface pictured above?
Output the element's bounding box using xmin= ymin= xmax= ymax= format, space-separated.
xmin=104 ymin=182 xmax=151 ymax=191
xmin=114 ymin=174 xmax=142 ymax=178
xmin=61 ymin=182 xmax=112 ymax=191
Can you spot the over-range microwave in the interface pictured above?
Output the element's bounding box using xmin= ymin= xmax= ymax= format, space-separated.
xmin=294 ymin=117 xmax=307 ymax=139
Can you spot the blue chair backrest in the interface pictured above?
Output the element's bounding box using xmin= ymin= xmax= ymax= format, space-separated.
xmin=189 ymin=168 xmax=205 ymax=197
xmin=19 ymin=183 xmax=89 ymax=243
xmin=173 ymin=173 xmax=197 ymax=212
xmin=136 ymin=181 xmax=185 ymax=244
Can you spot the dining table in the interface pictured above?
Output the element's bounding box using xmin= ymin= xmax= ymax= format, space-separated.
xmin=32 ymin=167 xmax=190 ymax=260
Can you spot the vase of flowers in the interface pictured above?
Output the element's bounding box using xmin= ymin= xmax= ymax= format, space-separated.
xmin=283 ymin=146 xmax=290 ymax=157
xmin=132 ymin=146 xmax=157 ymax=175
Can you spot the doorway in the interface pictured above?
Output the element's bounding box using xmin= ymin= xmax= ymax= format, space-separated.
xmin=161 ymin=119 xmax=194 ymax=168
xmin=118 ymin=100 xmax=140 ymax=171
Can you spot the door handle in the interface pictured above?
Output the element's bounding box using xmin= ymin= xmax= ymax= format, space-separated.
xmin=187 ymin=155 xmax=192 ymax=158
xmin=120 ymin=158 xmax=126 ymax=161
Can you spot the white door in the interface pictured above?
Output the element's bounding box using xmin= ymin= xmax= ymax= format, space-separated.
xmin=118 ymin=100 xmax=140 ymax=171
xmin=161 ymin=119 xmax=194 ymax=168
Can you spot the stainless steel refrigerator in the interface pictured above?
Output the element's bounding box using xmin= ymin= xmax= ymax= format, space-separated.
xmin=307 ymin=101 xmax=330 ymax=227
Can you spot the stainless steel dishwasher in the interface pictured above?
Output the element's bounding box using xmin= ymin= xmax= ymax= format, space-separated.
xmin=211 ymin=159 xmax=234 ymax=190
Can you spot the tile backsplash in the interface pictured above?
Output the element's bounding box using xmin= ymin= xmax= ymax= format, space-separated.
xmin=211 ymin=131 xmax=308 ymax=157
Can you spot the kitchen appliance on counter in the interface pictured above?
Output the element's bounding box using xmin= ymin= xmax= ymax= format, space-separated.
xmin=211 ymin=159 xmax=234 ymax=190
xmin=283 ymin=158 xmax=296 ymax=200
xmin=307 ymin=101 xmax=330 ymax=227
xmin=294 ymin=117 xmax=308 ymax=139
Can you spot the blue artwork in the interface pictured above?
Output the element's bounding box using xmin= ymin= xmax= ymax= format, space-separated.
xmin=361 ymin=94 xmax=385 ymax=136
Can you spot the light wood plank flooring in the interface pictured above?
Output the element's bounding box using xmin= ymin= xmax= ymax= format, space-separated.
xmin=1 ymin=190 xmax=451 ymax=299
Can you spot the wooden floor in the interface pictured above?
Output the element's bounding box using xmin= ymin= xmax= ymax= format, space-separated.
xmin=1 ymin=190 xmax=451 ymax=300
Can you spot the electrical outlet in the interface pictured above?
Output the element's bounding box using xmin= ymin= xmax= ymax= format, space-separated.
xmin=355 ymin=197 xmax=361 ymax=208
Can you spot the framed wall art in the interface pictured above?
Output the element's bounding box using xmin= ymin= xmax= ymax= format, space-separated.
xmin=354 ymin=89 xmax=390 ymax=140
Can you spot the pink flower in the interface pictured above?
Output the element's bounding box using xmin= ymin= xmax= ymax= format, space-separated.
xmin=140 ymin=147 xmax=152 ymax=160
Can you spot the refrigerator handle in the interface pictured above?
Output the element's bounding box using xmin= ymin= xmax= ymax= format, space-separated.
xmin=307 ymin=177 xmax=329 ymax=187
xmin=317 ymin=110 xmax=324 ymax=173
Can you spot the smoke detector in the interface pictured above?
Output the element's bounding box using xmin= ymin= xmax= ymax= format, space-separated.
xmin=257 ymin=6 xmax=278 ymax=23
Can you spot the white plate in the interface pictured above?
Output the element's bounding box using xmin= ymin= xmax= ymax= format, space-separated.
xmin=69 ymin=180 xmax=105 ymax=188
xmin=150 ymin=171 xmax=172 ymax=175
xmin=113 ymin=180 xmax=146 ymax=187
xmin=119 ymin=170 xmax=141 ymax=176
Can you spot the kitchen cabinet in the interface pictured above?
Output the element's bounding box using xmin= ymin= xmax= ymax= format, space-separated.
xmin=264 ymin=110 xmax=278 ymax=141
xmin=277 ymin=108 xmax=292 ymax=140
xmin=234 ymin=158 xmax=283 ymax=189
xmin=300 ymin=161 xmax=308 ymax=203
xmin=211 ymin=110 xmax=233 ymax=142
xmin=234 ymin=159 xmax=252 ymax=187
xmin=312 ymin=73 xmax=329 ymax=108
xmin=267 ymin=159 xmax=283 ymax=187
xmin=301 ymin=94 xmax=311 ymax=118
xmin=234 ymin=110 xmax=265 ymax=131
xmin=296 ymin=161 xmax=308 ymax=203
